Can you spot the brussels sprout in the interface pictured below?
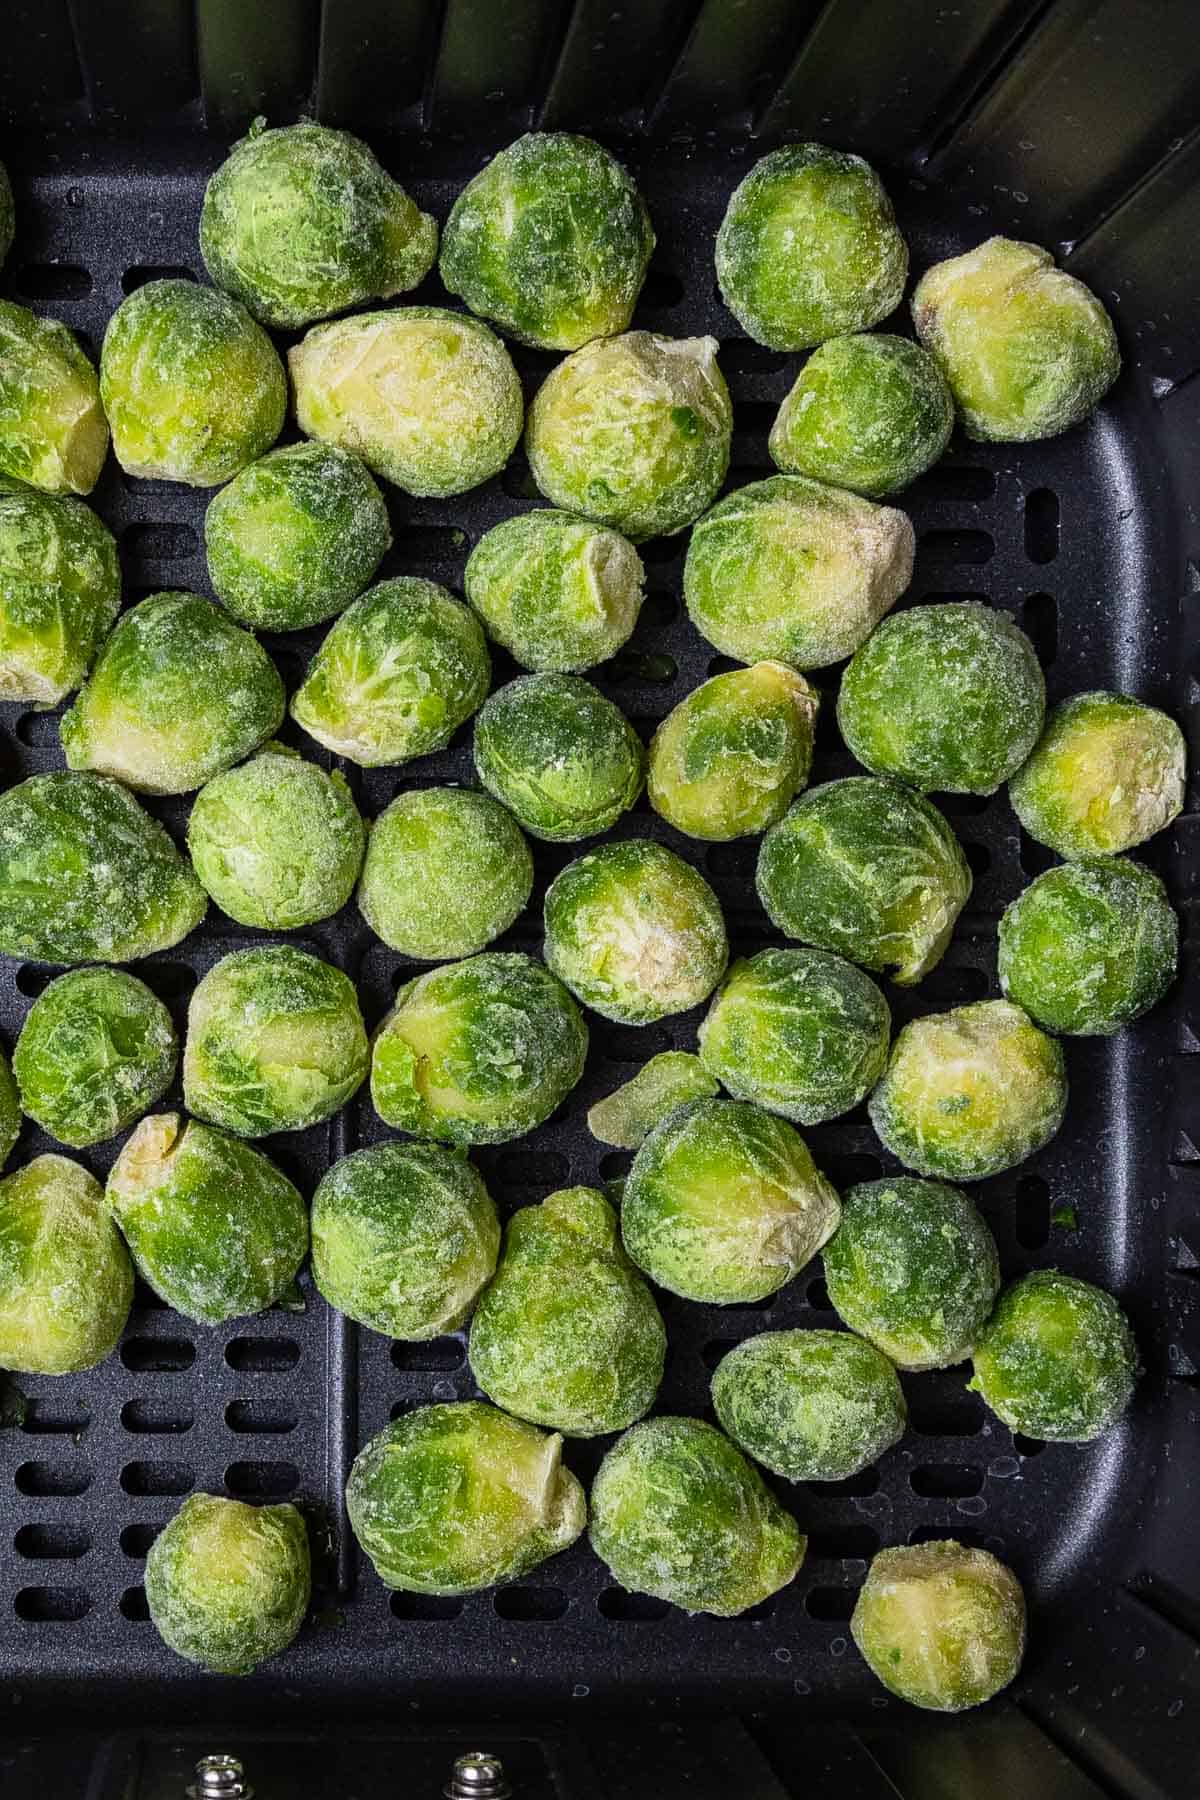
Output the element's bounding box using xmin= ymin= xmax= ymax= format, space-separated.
xmin=0 ymin=1050 xmax=17 ymax=1171
xmin=0 ymin=1155 xmax=133 ymax=1373
xmin=184 ymin=945 xmax=368 ymax=1137
xmin=14 ymin=968 xmax=177 ymax=1148
xmin=291 ymin=577 xmax=490 ymax=767
xmin=205 ymin=442 xmax=392 ymax=632
xmin=852 ymin=1541 xmax=1026 ymax=1711
xmin=587 ymin=1052 xmax=718 ymax=1149
xmin=0 ymin=772 xmax=206 ymax=964
xmin=200 ymin=118 xmax=436 ymax=330
xmin=756 ymin=778 xmax=972 ymax=985
xmin=311 ymin=1140 xmax=500 ymax=1340
xmin=823 ymin=1177 xmax=1000 ymax=1370
xmin=371 ymin=951 xmax=587 ymax=1147
xmin=526 ymin=331 xmax=732 ymax=541
xmin=0 ymin=480 xmax=120 ymax=705
xmin=187 ymin=745 xmax=365 ymax=930
xmin=684 ymin=476 xmax=914 ymax=671
xmin=869 ymin=1000 xmax=1067 ymax=1182
xmin=622 ymin=1097 xmax=840 ymax=1304
xmin=108 ymin=1112 xmax=307 ymax=1324
xmin=100 ymin=279 xmax=285 ymax=486
xmin=61 ymin=591 xmax=285 ymax=795
xmin=0 ymin=162 xmax=12 ymax=269
xmin=0 ymin=300 xmax=108 ymax=495
xmin=473 ymin=673 xmax=644 ymax=842
xmin=346 ymin=1400 xmax=586 ymax=1594
xmin=1009 ymin=690 xmax=1186 ymax=859
xmin=716 ymin=145 xmax=908 ymax=351
xmin=970 ymin=1270 xmax=1139 ymax=1442
xmin=464 ymin=509 xmax=644 ymax=674
xmin=356 ymin=786 xmax=532 ymax=960
xmin=912 ymin=237 xmax=1120 ymax=441
xmin=145 ymin=1493 xmax=310 ymax=1675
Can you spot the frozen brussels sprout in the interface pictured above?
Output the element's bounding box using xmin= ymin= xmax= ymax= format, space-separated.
xmin=587 ymin=1051 xmax=718 ymax=1149
xmin=1009 ymin=690 xmax=1186 ymax=858
xmin=870 ymin=1000 xmax=1067 ymax=1182
xmin=14 ymin=968 xmax=177 ymax=1148
xmin=756 ymin=779 xmax=972 ymax=985
xmin=0 ymin=1155 xmax=133 ymax=1373
xmin=823 ymin=1177 xmax=1000 ymax=1370
xmin=371 ymin=951 xmax=587 ymax=1147
xmin=0 ymin=1051 xmax=17 ymax=1171
xmin=291 ymin=577 xmax=490 ymax=767
xmin=0 ymin=772 xmax=206 ymax=964
xmin=0 ymin=162 xmax=12 ymax=269
xmin=201 ymin=118 xmax=436 ymax=330
xmin=100 ymin=279 xmax=285 ymax=486
xmin=852 ymin=1541 xmax=1026 ymax=1712
xmin=473 ymin=673 xmax=643 ymax=842
xmin=0 ymin=480 xmax=120 ymax=705
xmin=912 ymin=237 xmax=1120 ymax=441
xmin=347 ymin=1400 xmax=586 ymax=1595
xmin=61 ymin=591 xmax=285 ymax=795
xmin=107 ymin=1112 xmax=307 ymax=1324
xmin=464 ymin=509 xmax=645 ymax=673
xmin=145 ymin=1493 xmax=310 ymax=1676
xmin=526 ymin=331 xmax=732 ymax=541
xmin=311 ymin=1140 xmax=500 ymax=1339
xmin=356 ymin=786 xmax=532 ymax=960
xmin=0 ymin=301 xmax=108 ymax=495
xmin=970 ymin=1269 xmax=1139 ymax=1442
xmin=622 ymin=1097 xmax=840 ymax=1304
xmin=684 ymin=476 xmax=914 ymax=671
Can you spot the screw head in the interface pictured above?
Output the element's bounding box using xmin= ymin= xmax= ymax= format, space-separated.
xmin=188 ymin=1756 xmax=253 ymax=1800
xmin=445 ymin=1751 xmax=512 ymax=1799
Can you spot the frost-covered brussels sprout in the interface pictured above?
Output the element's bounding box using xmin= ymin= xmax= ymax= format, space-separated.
xmin=14 ymin=968 xmax=177 ymax=1148
xmin=970 ymin=1270 xmax=1139 ymax=1442
xmin=201 ymin=118 xmax=436 ymax=330
xmin=0 ymin=162 xmax=12 ymax=269
xmin=684 ymin=476 xmax=914 ymax=671
xmin=622 ymin=1097 xmax=840 ymax=1304
xmin=347 ymin=1400 xmax=586 ymax=1595
xmin=61 ymin=591 xmax=285 ymax=795
xmin=912 ymin=237 xmax=1120 ymax=441
xmin=464 ymin=509 xmax=644 ymax=673
xmin=0 ymin=772 xmax=206 ymax=964
xmin=587 ymin=1051 xmax=718 ymax=1149
xmin=526 ymin=331 xmax=732 ymax=541
xmin=0 ymin=480 xmax=120 ymax=705
xmin=473 ymin=673 xmax=643 ymax=842
xmin=852 ymin=1541 xmax=1026 ymax=1712
xmin=0 ymin=1155 xmax=133 ymax=1373
xmin=371 ymin=952 xmax=587 ymax=1146
xmin=870 ymin=1000 xmax=1067 ymax=1182
xmin=0 ymin=1051 xmax=17 ymax=1172
xmin=100 ymin=279 xmax=285 ymax=486
xmin=311 ymin=1140 xmax=499 ymax=1340
xmin=757 ymin=779 xmax=971 ymax=985
xmin=291 ymin=577 xmax=490 ymax=767
xmin=184 ymin=945 xmax=368 ymax=1137
xmin=108 ymin=1112 xmax=307 ymax=1323
xmin=713 ymin=1329 xmax=906 ymax=1482
xmin=357 ymin=786 xmax=532 ymax=960
xmin=1009 ymin=690 xmax=1185 ymax=859
xmin=0 ymin=301 xmax=108 ymax=495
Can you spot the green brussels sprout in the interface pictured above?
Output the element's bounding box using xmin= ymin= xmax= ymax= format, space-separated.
xmin=622 ymin=1097 xmax=840 ymax=1304
xmin=0 ymin=772 xmax=206 ymax=964
xmin=0 ymin=1154 xmax=133 ymax=1373
xmin=587 ymin=1051 xmax=718 ymax=1149
xmin=311 ymin=1140 xmax=500 ymax=1339
xmin=371 ymin=951 xmax=587 ymax=1146
xmin=869 ymin=999 xmax=1067 ymax=1182
xmin=0 ymin=162 xmax=12 ymax=269
xmin=756 ymin=778 xmax=972 ymax=985
xmin=852 ymin=1541 xmax=1026 ymax=1712
xmin=184 ymin=945 xmax=368 ymax=1137
xmin=1009 ymin=690 xmax=1186 ymax=858
xmin=473 ymin=673 xmax=644 ymax=842
xmin=823 ymin=1177 xmax=1000 ymax=1370
xmin=464 ymin=509 xmax=644 ymax=673
xmin=346 ymin=1400 xmax=586 ymax=1595
xmin=648 ymin=661 xmax=819 ymax=841
xmin=589 ymin=1416 xmax=804 ymax=1616
xmin=14 ymin=968 xmax=177 ymax=1148
xmin=61 ymin=591 xmax=285 ymax=795
xmin=291 ymin=577 xmax=490 ymax=767
xmin=769 ymin=333 xmax=953 ymax=497
xmin=969 ymin=1269 xmax=1139 ymax=1442
xmin=200 ymin=118 xmax=437 ymax=330
xmin=205 ymin=442 xmax=392 ymax=631
xmin=526 ymin=330 xmax=732 ymax=541
xmin=544 ymin=840 xmax=728 ymax=1025
xmin=290 ymin=306 xmax=523 ymax=498
xmin=100 ymin=279 xmax=285 ymax=486
xmin=356 ymin=786 xmax=532 ymax=960
xmin=716 ymin=145 xmax=908 ymax=351
xmin=0 ymin=480 xmax=120 ymax=705
xmin=187 ymin=744 xmax=365 ymax=930
xmin=0 ymin=1050 xmax=17 ymax=1171
xmin=145 ymin=1493 xmax=310 ymax=1675
xmin=107 ymin=1112 xmax=307 ymax=1324
xmin=0 ymin=300 xmax=109 ymax=495
xmin=912 ymin=237 xmax=1120 ymax=442
xmin=684 ymin=476 xmax=914 ymax=671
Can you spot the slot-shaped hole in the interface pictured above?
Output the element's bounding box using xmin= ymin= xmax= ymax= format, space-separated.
xmin=121 ymin=265 xmax=196 ymax=293
xmin=495 ymin=1149 xmax=570 ymax=1187
xmin=501 ymin=459 xmax=540 ymax=501
xmin=121 ymin=1461 xmax=192 ymax=1496
xmin=15 ymin=1462 xmax=90 ymax=1497
xmin=14 ymin=263 xmax=93 ymax=300
xmin=493 ymin=1584 xmax=568 ymax=1621
xmin=705 ymin=840 xmax=756 ymax=877
xmin=14 ymin=1586 xmax=91 ymax=1622
xmin=606 ymin=648 xmax=678 ymax=684
xmin=393 ymin=525 xmax=469 ymax=563
xmin=808 ymin=1465 xmax=880 ymax=1496
xmin=602 ymin=1025 xmax=672 ymax=1063
xmin=14 ymin=1524 xmax=91 ymax=1561
xmin=390 ymin=1591 xmax=463 ymax=1620
xmin=1021 ymin=591 xmax=1058 ymax=666
xmin=225 ymin=1459 xmax=299 ymax=1498
xmin=21 ymin=1399 xmax=90 ymax=1435
xmin=225 ymin=1337 xmax=300 ymax=1372
xmin=920 ymin=963 xmax=989 ymax=1003
xmin=121 ymin=1337 xmax=196 ymax=1373
xmin=120 ymin=1523 xmax=159 ymax=1559
xmin=907 ymin=1394 xmax=986 ymax=1436
xmin=16 ymin=961 xmax=59 ymax=996
xmin=805 ymin=1585 xmax=858 ymax=1621
xmin=598 ymin=1150 xmax=634 ymax=1182
xmin=123 ymin=522 xmax=198 ymax=561
xmin=638 ymin=536 xmax=683 ymax=566
xmin=706 ymin=654 xmax=742 ymax=677
xmin=720 ymin=340 xmax=788 ymax=374
xmin=225 ymin=1400 xmax=299 ymax=1434
xmin=1015 ymin=1174 xmax=1050 ymax=1250
xmin=139 ymin=959 xmax=198 ymax=1000
xmin=1018 ymin=826 xmax=1055 ymax=877
xmin=806 ymin=1275 xmax=832 ymax=1311
xmin=1013 ymin=1433 xmax=1045 ymax=1458
xmin=962 ymin=840 xmax=992 ymax=878
xmin=119 ymin=1586 xmax=150 ymax=1621
xmin=640 ymin=589 xmax=679 ymax=628
xmin=390 ymin=1337 xmax=466 ymax=1373
xmin=641 ymin=266 xmax=684 ymax=309
xmin=819 ymin=1153 xmax=882 ymax=1190
xmin=597 ymin=1587 xmax=670 ymax=1621
xmin=121 ymin=1400 xmax=193 ymax=1435
xmin=916 ymin=465 xmax=996 ymax=503
xmin=919 ymin=530 xmax=994 ymax=566
xmin=935 ymin=790 xmax=991 ymax=816
xmin=1024 ymin=488 xmax=1060 ymax=564
xmin=910 ymin=1463 xmax=984 ymax=1498
xmin=807 ymin=1525 xmax=880 ymax=1561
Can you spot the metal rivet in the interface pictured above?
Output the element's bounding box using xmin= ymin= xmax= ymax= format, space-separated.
xmin=444 ymin=1751 xmax=512 ymax=1799
xmin=188 ymin=1756 xmax=253 ymax=1799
